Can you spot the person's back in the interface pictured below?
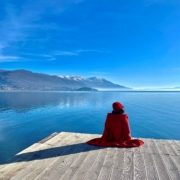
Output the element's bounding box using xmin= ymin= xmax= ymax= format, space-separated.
xmin=102 ymin=113 xmax=130 ymax=142
xmin=87 ymin=102 xmax=144 ymax=148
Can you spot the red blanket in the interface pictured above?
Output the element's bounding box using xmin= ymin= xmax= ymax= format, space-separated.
xmin=87 ymin=113 xmax=144 ymax=148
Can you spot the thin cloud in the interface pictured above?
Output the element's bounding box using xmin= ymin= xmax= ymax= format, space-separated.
xmin=20 ymin=52 xmax=51 ymax=58
xmin=19 ymin=23 xmax=76 ymax=32
xmin=15 ymin=52 xmax=55 ymax=61
xmin=54 ymin=49 xmax=107 ymax=56
xmin=54 ymin=51 xmax=79 ymax=56
xmin=0 ymin=55 xmax=20 ymax=62
xmin=0 ymin=0 xmax=85 ymax=57
xmin=76 ymin=49 xmax=105 ymax=53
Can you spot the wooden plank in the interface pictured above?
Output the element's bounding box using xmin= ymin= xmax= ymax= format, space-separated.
xmin=96 ymin=148 xmax=115 ymax=180
xmin=133 ymin=146 xmax=147 ymax=180
xmin=1 ymin=132 xmax=180 ymax=180
xmin=38 ymin=132 xmax=58 ymax=144
xmin=140 ymin=140 xmax=159 ymax=180
xmin=59 ymin=143 xmax=96 ymax=180
xmin=34 ymin=135 xmax=93 ymax=180
xmin=11 ymin=133 xmax=90 ymax=180
xmin=165 ymin=141 xmax=180 ymax=174
xmin=122 ymin=148 xmax=134 ymax=180
xmin=27 ymin=135 xmax=88 ymax=179
xmin=70 ymin=147 xmax=101 ymax=180
xmin=110 ymin=148 xmax=124 ymax=180
xmin=157 ymin=140 xmax=180 ymax=180
xmin=174 ymin=140 xmax=180 ymax=149
xmin=83 ymin=147 xmax=108 ymax=180
xmin=0 ymin=143 xmax=49 ymax=179
xmin=149 ymin=140 xmax=171 ymax=180
xmin=169 ymin=140 xmax=180 ymax=156
xmin=0 ymin=132 xmax=69 ymax=180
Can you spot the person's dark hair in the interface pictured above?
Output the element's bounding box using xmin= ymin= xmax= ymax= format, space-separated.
xmin=112 ymin=108 xmax=124 ymax=114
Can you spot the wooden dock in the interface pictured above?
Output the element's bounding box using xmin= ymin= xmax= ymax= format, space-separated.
xmin=0 ymin=132 xmax=180 ymax=180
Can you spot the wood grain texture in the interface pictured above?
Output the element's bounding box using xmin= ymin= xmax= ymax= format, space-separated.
xmin=59 ymin=146 xmax=91 ymax=180
xmin=110 ymin=148 xmax=124 ymax=180
xmin=70 ymin=147 xmax=100 ymax=180
xmin=133 ymin=147 xmax=146 ymax=180
xmin=157 ymin=140 xmax=180 ymax=180
xmin=122 ymin=148 xmax=134 ymax=180
xmin=83 ymin=147 xmax=107 ymax=180
xmin=0 ymin=133 xmax=68 ymax=180
xmin=96 ymin=148 xmax=115 ymax=180
xmin=140 ymin=140 xmax=159 ymax=180
xmin=0 ymin=132 xmax=180 ymax=180
xmin=35 ymin=135 xmax=92 ymax=180
xmin=11 ymin=133 xmax=81 ymax=180
xmin=150 ymin=140 xmax=171 ymax=180
xmin=166 ymin=141 xmax=180 ymax=177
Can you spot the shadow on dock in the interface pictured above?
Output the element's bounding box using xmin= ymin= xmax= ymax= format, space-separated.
xmin=0 ymin=143 xmax=104 ymax=165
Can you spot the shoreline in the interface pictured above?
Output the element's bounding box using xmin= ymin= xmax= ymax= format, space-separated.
xmin=1 ymin=90 xmax=180 ymax=93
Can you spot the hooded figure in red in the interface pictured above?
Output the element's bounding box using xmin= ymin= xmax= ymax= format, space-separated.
xmin=87 ymin=102 xmax=144 ymax=148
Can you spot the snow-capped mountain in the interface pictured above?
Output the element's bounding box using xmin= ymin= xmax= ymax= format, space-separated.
xmin=58 ymin=76 xmax=85 ymax=81
xmin=0 ymin=69 xmax=130 ymax=91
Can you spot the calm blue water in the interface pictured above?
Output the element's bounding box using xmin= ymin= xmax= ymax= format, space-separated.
xmin=0 ymin=91 xmax=180 ymax=163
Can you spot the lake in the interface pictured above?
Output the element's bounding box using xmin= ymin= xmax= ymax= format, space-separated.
xmin=0 ymin=91 xmax=180 ymax=163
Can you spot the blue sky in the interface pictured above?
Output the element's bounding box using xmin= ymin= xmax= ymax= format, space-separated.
xmin=0 ymin=0 xmax=180 ymax=88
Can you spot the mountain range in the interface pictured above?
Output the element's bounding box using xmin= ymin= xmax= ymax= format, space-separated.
xmin=0 ymin=69 xmax=129 ymax=91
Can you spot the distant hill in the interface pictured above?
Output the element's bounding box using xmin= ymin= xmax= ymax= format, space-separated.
xmin=75 ymin=87 xmax=98 ymax=91
xmin=0 ymin=69 xmax=130 ymax=91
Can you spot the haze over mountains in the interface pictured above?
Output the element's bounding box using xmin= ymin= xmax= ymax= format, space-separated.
xmin=0 ymin=69 xmax=129 ymax=91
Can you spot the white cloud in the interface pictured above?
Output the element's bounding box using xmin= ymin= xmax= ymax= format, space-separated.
xmin=20 ymin=52 xmax=55 ymax=61
xmin=76 ymin=49 xmax=105 ymax=53
xmin=0 ymin=0 xmax=85 ymax=45
xmin=20 ymin=52 xmax=50 ymax=57
xmin=54 ymin=51 xmax=79 ymax=56
xmin=53 ymin=49 xmax=106 ymax=56
xmin=0 ymin=55 xmax=20 ymax=62
xmin=0 ymin=0 xmax=85 ymax=59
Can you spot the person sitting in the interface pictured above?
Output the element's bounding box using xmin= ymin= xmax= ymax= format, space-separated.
xmin=87 ymin=102 xmax=144 ymax=148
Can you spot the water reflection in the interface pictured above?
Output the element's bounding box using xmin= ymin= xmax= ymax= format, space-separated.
xmin=0 ymin=92 xmax=111 ymax=112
